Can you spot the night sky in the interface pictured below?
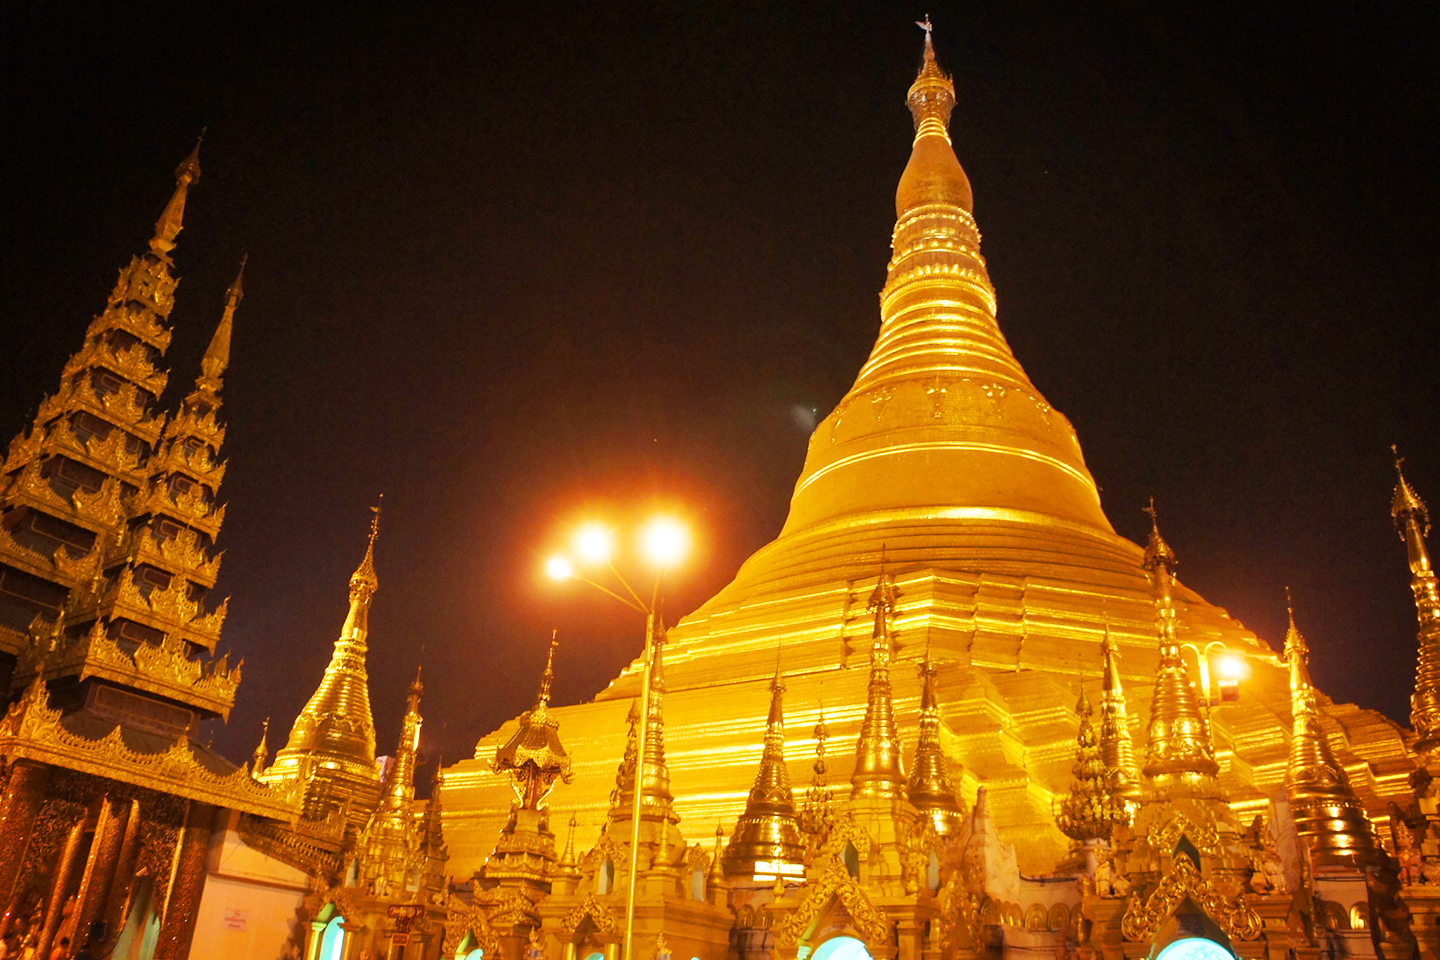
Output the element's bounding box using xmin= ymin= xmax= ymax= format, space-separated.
xmin=2 ymin=4 xmax=1436 ymax=784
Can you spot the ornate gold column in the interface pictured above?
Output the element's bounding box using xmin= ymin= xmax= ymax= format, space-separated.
xmin=74 ymin=794 xmax=127 ymax=944
xmin=0 ymin=761 xmax=51 ymax=931
xmin=153 ymin=801 xmax=214 ymax=960
xmin=100 ymin=798 xmax=142 ymax=951
xmin=35 ymin=816 xmax=86 ymax=960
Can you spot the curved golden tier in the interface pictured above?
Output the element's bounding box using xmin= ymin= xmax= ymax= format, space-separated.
xmin=438 ymin=41 xmax=1416 ymax=878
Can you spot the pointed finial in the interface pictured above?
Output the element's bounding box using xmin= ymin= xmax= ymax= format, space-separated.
xmin=1142 ymin=497 xmax=1178 ymax=570
xmin=350 ymin=495 xmax=383 ymax=597
xmin=252 ymin=717 xmax=270 ymax=773
xmin=1392 ymin=445 xmax=1430 ymax=537
xmin=1284 ymin=587 xmax=1308 ymax=665
xmin=709 ymin=821 xmax=728 ymax=885
xmin=198 ymin=254 xmax=245 ymax=387
xmin=150 ymin=131 xmax=204 ymax=258
xmin=908 ymin=15 xmax=954 ymax=140
xmin=536 ymin=630 xmax=559 ymax=710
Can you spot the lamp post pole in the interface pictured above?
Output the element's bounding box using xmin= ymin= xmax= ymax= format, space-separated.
xmin=549 ymin=531 xmax=680 ymax=960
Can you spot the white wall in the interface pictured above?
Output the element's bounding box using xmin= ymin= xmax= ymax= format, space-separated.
xmin=190 ymin=810 xmax=311 ymax=960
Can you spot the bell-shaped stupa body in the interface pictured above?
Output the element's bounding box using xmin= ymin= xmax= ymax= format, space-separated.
xmin=440 ymin=33 xmax=1416 ymax=876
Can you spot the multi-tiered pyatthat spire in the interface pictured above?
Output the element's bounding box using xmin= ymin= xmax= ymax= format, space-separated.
xmin=484 ymin=635 xmax=573 ymax=886
xmin=1282 ymin=594 xmax=1384 ymax=869
xmin=1393 ymin=449 xmax=1440 ymax=755
xmin=261 ymin=503 xmax=384 ymax=828
xmin=908 ymin=654 xmax=964 ymax=836
xmin=723 ymin=663 xmax=805 ymax=878
xmin=493 ymin=632 xmax=572 ymax=809
xmin=1056 ymin=687 xmax=1130 ymax=843
xmin=1141 ymin=503 xmax=1219 ymax=784
xmin=1098 ymin=621 xmax=1142 ymax=803
xmin=851 ymin=570 xmax=907 ymax=799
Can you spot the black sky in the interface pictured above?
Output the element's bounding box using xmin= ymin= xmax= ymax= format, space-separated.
xmin=1 ymin=3 xmax=1436 ymax=779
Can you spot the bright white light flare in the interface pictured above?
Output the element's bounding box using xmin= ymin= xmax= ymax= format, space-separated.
xmin=639 ymin=516 xmax=688 ymax=569
xmin=1216 ymin=653 xmax=1247 ymax=680
xmin=574 ymin=524 xmax=614 ymax=565
xmin=544 ymin=556 xmax=573 ymax=581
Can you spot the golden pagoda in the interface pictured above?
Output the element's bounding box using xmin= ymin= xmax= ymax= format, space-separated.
xmin=260 ymin=502 xmax=385 ymax=831
xmin=907 ymin=652 xmax=965 ymax=837
xmin=1282 ymin=595 xmax=1384 ymax=869
xmin=722 ymin=664 xmax=805 ymax=879
xmin=441 ymin=25 xmax=1414 ymax=887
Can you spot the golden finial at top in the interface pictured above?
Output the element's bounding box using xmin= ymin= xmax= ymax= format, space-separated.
xmin=1142 ymin=497 xmax=1178 ymax=571
xmin=536 ymin=630 xmax=559 ymax=711
xmin=350 ymin=495 xmax=383 ymax=598
xmin=907 ymin=15 xmax=954 ymax=142
xmin=150 ymin=130 xmax=204 ymax=259
xmin=199 ymin=254 xmax=245 ymax=387
xmin=1392 ymin=445 xmax=1430 ymax=537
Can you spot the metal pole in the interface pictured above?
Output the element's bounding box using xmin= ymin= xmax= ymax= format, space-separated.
xmin=623 ymin=610 xmax=655 ymax=960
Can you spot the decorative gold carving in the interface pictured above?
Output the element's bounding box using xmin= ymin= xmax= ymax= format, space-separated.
xmin=71 ymin=477 xmax=128 ymax=530
xmin=442 ymin=895 xmax=503 ymax=957
xmin=561 ymin=894 xmax=619 ymax=937
xmin=238 ymin=814 xmax=343 ymax=879
xmin=132 ymin=478 xmax=224 ymax=537
xmin=1119 ymin=856 xmax=1261 ymax=942
xmin=773 ymin=860 xmax=892 ymax=948
xmin=1147 ymin=812 xmax=1222 ymax=859
xmin=821 ymin=812 xmax=873 ymax=859
xmin=61 ymin=337 xmax=168 ymax=398
xmin=162 ymin=407 xmax=225 ymax=452
xmin=0 ymin=675 xmax=295 ymax=819
xmin=118 ymin=526 xmax=222 ymax=585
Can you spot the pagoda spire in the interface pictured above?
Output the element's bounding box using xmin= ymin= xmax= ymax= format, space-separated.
xmin=908 ymin=649 xmax=964 ymax=835
xmin=260 ymin=503 xmax=383 ymax=825
xmin=359 ymin=668 xmax=425 ymax=889
xmin=610 ymin=624 xmax=676 ymax=822
xmin=1392 ymin=448 xmax=1440 ymax=753
xmin=851 ymin=569 xmax=907 ymax=799
xmin=773 ymin=23 xmax=1108 ymax=543
xmin=1056 ymin=685 xmax=1130 ymax=842
xmin=1140 ymin=501 xmax=1219 ymax=782
xmin=251 ymin=717 xmax=269 ymax=775
xmin=1283 ymin=593 xmax=1384 ymax=868
xmin=149 ymin=133 xmax=203 ymax=260
xmin=1098 ymin=620 xmax=1142 ymax=801
xmin=197 ymin=255 xmax=244 ymax=393
xmin=723 ymin=660 xmax=804 ymax=877
xmin=494 ymin=632 xmax=572 ymax=810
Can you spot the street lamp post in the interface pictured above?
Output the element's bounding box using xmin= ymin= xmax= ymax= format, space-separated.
xmin=547 ymin=519 xmax=687 ymax=960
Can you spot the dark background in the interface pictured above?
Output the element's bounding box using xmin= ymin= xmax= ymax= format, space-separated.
xmin=1 ymin=3 xmax=1436 ymax=786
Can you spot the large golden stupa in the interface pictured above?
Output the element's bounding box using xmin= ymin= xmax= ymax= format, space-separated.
xmin=439 ymin=35 xmax=1415 ymax=878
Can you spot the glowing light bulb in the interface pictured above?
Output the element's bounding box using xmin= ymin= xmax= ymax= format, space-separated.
xmin=1217 ymin=653 xmax=1247 ymax=680
xmin=545 ymin=556 xmax=573 ymax=581
xmin=640 ymin=517 xmax=688 ymax=569
xmin=574 ymin=524 xmax=614 ymax=565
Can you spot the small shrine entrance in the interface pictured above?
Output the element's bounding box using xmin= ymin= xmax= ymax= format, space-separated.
xmin=1153 ymin=936 xmax=1236 ymax=960
xmin=811 ymin=936 xmax=873 ymax=960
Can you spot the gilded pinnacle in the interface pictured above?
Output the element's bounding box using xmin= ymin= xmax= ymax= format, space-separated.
xmin=851 ymin=570 xmax=907 ymax=799
xmin=150 ymin=133 xmax=203 ymax=259
xmin=907 ymin=16 xmax=955 ymax=143
xmin=1391 ymin=450 xmax=1440 ymax=752
xmin=1140 ymin=504 xmax=1219 ymax=782
xmin=351 ymin=495 xmax=383 ymax=599
xmin=1284 ymin=595 xmax=1384 ymax=868
xmin=909 ymin=654 xmax=964 ymax=835
xmin=723 ymin=657 xmax=804 ymax=876
xmin=1098 ymin=619 xmax=1141 ymax=801
xmin=198 ymin=255 xmax=245 ymax=388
